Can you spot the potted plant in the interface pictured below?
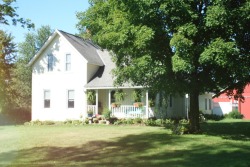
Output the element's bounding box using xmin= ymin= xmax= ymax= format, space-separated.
xmin=87 ymin=90 xmax=96 ymax=105
xmin=113 ymin=89 xmax=126 ymax=107
xmin=87 ymin=109 xmax=93 ymax=117
xmin=133 ymin=89 xmax=143 ymax=107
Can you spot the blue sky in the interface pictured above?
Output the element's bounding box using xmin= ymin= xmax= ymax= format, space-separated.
xmin=1 ymin=0 xmax=90 ymax=44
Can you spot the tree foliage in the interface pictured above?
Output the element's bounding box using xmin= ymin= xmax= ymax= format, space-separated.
xmin=0 ymin=0 xmax=34 ymax=28
xmin=0 ymin=30 xmax=16 ymax=112
xmin=10 ymin=25 xmax=53 ymax=109
xmin=77 ymin=0 xmax=250 ymax=132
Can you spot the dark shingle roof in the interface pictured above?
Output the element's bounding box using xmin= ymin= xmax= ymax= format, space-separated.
xmin=58 ymin=30 xmax=104 ymax=66
xmin=85 ymin=50 xmax=118 ymax=88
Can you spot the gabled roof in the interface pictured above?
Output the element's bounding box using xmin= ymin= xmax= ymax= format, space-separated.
xmin=29 ymin=29 xmax=104 ymax=66
xmin=58 ymin=30 xmax=103 ymax=66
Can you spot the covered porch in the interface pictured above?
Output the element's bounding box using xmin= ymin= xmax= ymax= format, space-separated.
xmin=86 ymin=88 xmax=154 ymax=119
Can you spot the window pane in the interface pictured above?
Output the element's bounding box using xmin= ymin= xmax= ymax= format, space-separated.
xmin=68 ymin=100 xmax=74 ymax=108
xmin=44 ymin=100 xmax=50 ymax=108
xmin=44 ymin=90 xmax=50 ymax=99
xmin=66 ymin=54 xmax=71 ymax=71
xmin=209 ymin=99 xmax=211 ymax=110
xmin=44 ymin=90 xmax=50 ymax=108
xmin=66 ymin=63 xmax=71 ymax=71
xmin=48 ymin=54 xmax=53 ymax=71
xmin=66 ymin=54 xmax=71 ymax=62
xmin=68 ymin=90 xmax=74 ymax=108
xmin=205 ymin=99 xmax=207 ymax=110
xmin=68 ymin=90 xmax=74 ymax=99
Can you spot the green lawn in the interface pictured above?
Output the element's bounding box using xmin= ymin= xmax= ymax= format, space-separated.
xmin=1 ymin=120 xmax=250 ymax=167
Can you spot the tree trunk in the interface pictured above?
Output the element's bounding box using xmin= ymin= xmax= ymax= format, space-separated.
xmin=189 ymin=90 xmax=200 ymax=133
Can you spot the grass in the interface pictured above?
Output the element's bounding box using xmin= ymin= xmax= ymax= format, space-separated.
xmin=0 ymin=120 xmax=250 ymax=167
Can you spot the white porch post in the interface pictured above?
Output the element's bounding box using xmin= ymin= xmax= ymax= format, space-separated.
xmin=146 ymin=90 xmax=149 ymax=118
xmin=108 ymin=89 xmax=111 ymax=110
xmin=84 ymin=89 xmax=88 ymax=118
xmin=96 ymin=90 xmax=99 ymax=115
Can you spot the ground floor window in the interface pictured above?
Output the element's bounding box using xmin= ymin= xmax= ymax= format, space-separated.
xmin=44 ymin=90 xmax=50 ymax=108
xmin=68 ymin=90 xmax=75 ymax=108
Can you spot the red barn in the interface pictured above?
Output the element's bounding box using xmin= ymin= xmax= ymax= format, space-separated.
xmin=213 ymin=84 xmax=250 ymax=119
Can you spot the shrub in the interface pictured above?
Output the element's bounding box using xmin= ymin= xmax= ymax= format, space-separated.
xmin=30 ymin=120 xmax=43 ymax=126
xmin=171 ymin=123 xmax=190 ymax=135
xmin=133 ymin=118 xmax=143 ymax=124
xmin=114 ymin=119 xmax=124 ymax=125
xmin=225 ymin=110 xmax=244 ymax=119
xmin=203 ymin=114 xmax=224 ymax=121
xmin=143 ymin=119 xmax=156 ymax=126
xmin=43 ymin=120 xmax=55 ymax=125
xmin=109 ymin=117 xmax=118 ymax=124
xmin=155 ymin=119 xmax=165 ymax=126
xmin=125 ymin=118 xmax=133 ymax=125
xmin=72 ymin=120 xmax=82 ymax=125
xmin=103 ymin=108 xmax=112 ymax=120
xmin=84 ymin=118 xmax=90 ymax=124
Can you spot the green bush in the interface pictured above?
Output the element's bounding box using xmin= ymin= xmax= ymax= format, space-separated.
xmin=31 ymin=120 xmax=42 ymax=126
xmin=143 ymin=119 xmax=156 ymax=126
xmin=203 ymin=114 xmax=224 ymax=121
xmin=43 ymin=120 xmax=55 ymax=125
xmin=133 ymin=118 xmax=143 ymax=124
xmin=103 ymin=108 xmax=112 ymax=120
xmin=114 ymin=119 xmax=124 ymax=125
xmin=109 ymin=117 xmax=118 ymax=124
xmin=171 ymin=123 xmax=190 ymax=135
xmin=155 ymin=119 xmax=165 ymax=126
xmin=225 ymin=110 xmax=244 ymax=119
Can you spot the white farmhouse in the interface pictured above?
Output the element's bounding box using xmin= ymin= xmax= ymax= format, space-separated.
xmin=29 ymin=30 xmax=212 ymax=121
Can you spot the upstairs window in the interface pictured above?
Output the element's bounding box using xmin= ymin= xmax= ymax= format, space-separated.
xmin=44 ymin=90 xmax=50 ymax=108
xmin=47 ymin=54 xmax=54 ymax=71
xmin=209 ymin=99 xmax=212 ymax=110
xmin=68 ymin=90 xmax=75 ymax=108
xmin=205 ymin=98 xmax=208 ymax=110
xmin=66 ymin=54 xmax=71 ymax=71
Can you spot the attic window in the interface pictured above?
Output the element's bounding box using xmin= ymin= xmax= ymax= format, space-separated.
xmin=66 ymin=54 xmax=71 ymax=71
xmin=47 ymin=54 xmax=54 ymax=71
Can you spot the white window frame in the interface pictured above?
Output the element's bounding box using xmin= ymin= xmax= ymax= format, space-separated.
xmin=68 ymin=90 xmax=75 ymax=108
xmin=44 ymin=90 xmax=51 ymax=108
xmin=65 ymin=53 xmax=71 ymax=71
xmin=47 ymin=54 xmax=54 ymax=72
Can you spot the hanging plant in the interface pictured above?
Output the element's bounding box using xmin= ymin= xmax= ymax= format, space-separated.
xmin=133 ymin=89 xmax=143 ymax=107
xmin=113 ymin=89 xmax=126 ymax=107
xmin=87 ymin=90 xmax=96 ymax=105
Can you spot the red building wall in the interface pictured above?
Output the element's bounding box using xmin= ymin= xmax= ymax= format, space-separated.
xmin=239 ymin=85 xmax=250 ymax=119
xmin=213 ymin=84 xmax=250 ymax=119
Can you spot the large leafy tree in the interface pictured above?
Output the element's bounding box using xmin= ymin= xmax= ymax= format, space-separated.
xmin=10 ymin=25 xmax=53 ymax=109
xmin=77 ymin=0 xmax=250 ymax=133
xmin=0 ymin=30 xmax=16 ymax=112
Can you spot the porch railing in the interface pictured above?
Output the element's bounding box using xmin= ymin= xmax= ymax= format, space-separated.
xmin=87 ymin=105 xmax=153 ymax=118
xmin=87 ymin=105 xmax=97 ymax=115
xmin=111 ymin=105 xmax=147 ymax=119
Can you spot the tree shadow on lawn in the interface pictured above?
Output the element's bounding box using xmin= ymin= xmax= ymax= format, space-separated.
xmin=0 ymin=131 xmax=250 ymax=167
xmin=201 ymin=121 xmax=250 ymax=141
